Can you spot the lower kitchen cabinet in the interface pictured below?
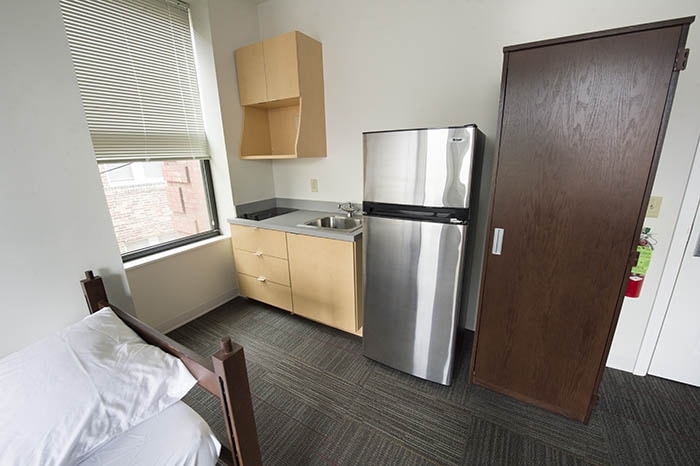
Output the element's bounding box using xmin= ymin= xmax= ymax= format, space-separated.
xmin=231 ymin=224 xmax=293 ymax=311
xmin=230 ymin=223 xmax=362 ymax=334
xmin=286 ymin=232 xmax=363 ymax=334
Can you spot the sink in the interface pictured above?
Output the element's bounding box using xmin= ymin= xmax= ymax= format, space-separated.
xmin=299 ymin=215 xmax=362 ymax=232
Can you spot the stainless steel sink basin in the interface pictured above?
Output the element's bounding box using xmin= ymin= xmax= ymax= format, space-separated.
xmin=299 ymin=215 xmax=362 ymax=232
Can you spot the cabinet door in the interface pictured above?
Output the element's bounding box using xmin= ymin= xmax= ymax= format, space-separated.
xmin=287 ymin=233 xmax=358 ymax=333
xmin=263 ymin=31 xmax=300 ymax=102
xmin=234 ymin=41 xmax=267 ymax=105
xmin=472 ymin=23 xmax=687 ymax=422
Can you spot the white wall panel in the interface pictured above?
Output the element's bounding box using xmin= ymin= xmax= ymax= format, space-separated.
xmin=0 ymin=0 xmax=133 ymax=357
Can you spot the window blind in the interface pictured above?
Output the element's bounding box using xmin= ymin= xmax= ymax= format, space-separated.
xmin=61 ymin=0 xmax=208 ymax=162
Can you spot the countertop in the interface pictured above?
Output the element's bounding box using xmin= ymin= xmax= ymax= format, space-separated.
xmin=228 ymin=210 xmax=362 ymax=242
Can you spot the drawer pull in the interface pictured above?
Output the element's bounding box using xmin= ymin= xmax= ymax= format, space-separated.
xmin=254 ymin=251 xmax=263 ymax=257
xmin=492 ymin=228 xmax=504 ymax=255
xmin=257 ymin=276 xmax=266 ymax=282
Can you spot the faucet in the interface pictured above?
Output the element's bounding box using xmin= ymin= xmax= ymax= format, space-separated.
xmin=338 ymin=202 xmax=358 ymax=218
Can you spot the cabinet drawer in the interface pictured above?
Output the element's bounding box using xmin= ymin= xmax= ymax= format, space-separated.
xmin=233 ymin=249 xmax=290 ymax=286
xmin=238 ymin=273 xmax=293 ymax=311
xmin=231 ymin=225 xmax=288 ymax=259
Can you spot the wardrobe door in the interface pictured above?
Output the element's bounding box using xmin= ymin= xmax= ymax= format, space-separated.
xmin=471 ymin=20 xmax=691 ymax=422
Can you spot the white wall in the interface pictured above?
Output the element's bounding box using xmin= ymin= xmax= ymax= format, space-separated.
xmin=125 ymin=238 xmax=237 ymax=331
xmin=189 ymin=0 xmax=237 ymax=231
xmin=209 ymin=0 xmax=276 ymax=206
xmin=0 ymin=0 xmax=133 ymax=357
xmin=257 ymin=0 xmax=700 ymax=372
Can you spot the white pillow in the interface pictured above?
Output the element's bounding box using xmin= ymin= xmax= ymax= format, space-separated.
xmin=0 ymin=307 xmax=197 ymax=466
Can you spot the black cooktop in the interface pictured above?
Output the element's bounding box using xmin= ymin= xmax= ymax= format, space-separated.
xmin=240 ymin=207 xmax=297 ymax=221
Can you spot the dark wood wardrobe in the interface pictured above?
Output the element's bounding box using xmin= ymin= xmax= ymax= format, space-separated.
xmin=470 ymin=17 xmax=694 ymax=423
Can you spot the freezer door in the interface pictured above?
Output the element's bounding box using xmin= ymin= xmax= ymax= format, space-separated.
xmin=362 ymin=215 xmax=467 ymax=385
xmin=363 ymin=126 xmax=475 ymax=208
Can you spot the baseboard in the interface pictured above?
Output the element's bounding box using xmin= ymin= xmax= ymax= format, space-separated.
xmin=156 ymin=288 xmax=240 ymax=334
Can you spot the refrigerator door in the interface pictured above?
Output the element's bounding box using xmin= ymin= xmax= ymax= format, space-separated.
xmin=362 ymin=215 xmax=467 ymax=385
xmin=363 ymin=126 xmax=476 ymax=209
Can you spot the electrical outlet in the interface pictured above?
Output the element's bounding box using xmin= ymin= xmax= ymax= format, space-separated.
xmin=310 ymin=178 xmax=318 ymax=192
xmin=646 ymin=196 xmax=662 ymax=218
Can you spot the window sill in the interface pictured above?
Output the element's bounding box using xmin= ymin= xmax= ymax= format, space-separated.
xmin=124 ymin=235 xmax=228 ymax=271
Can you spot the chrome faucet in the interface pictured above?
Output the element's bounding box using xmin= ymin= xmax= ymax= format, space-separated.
xmin=338 ymin=202 xmax=358 ymax=218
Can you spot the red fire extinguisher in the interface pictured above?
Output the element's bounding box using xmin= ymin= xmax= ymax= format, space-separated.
xmin=625 ymin=227 xmax=655 ymax=298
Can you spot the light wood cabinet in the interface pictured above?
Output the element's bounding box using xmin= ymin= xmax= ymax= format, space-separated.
xmin=234 ymin=41 xmax=267 ymax=106
xmin=261 ymin=32 xmax=300 ymax=102
xmin=230 ymin=225 xmax=288 ymax=259
xmin=230 ymin=225 xmax=292 ymax=311
xmin=286 ymin=233 xmax=363 ymax=334
xmin=237 ymin=274 xmax=293 ymax=312
xmin=230 ymin=224 xmax=362 ymax=334
xmin=233 ymin=249 xmax=290 ymax=286
xmin=234 ymin=31 xmax=326 ymax=159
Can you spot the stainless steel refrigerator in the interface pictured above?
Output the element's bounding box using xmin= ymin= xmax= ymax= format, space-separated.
xmin=362 ymin=125 xmax=483 ymax=385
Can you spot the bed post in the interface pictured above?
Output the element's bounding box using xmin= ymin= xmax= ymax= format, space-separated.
xmin=80 ymin=270 xmax=108 ymax=313
xmin=212 ymin=337 xmax=262 ymax=466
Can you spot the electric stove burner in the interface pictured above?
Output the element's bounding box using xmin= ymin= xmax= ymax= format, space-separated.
xmin=241 ymin=207 xmax=297 ymax=221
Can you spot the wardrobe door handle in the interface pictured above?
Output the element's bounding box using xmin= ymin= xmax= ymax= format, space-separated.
xmin=492 ymin=228 xmax=504 ymax=255
xmin=257 ymin=276 xmax=266 ymax=282
xmin=254 ymin=251 xmax=263 ymax=257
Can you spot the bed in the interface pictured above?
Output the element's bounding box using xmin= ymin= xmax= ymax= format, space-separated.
xmin=0 ymin=271 xmax=261 ymax=466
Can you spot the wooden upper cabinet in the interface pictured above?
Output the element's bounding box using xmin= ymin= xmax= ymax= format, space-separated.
xmin=234 ymin=42 xmax=267 ymax=106
xmin=263 ymin=32 xmax=300 ymax=102
xmin=234 ymin=31 xmax=326 ymax=159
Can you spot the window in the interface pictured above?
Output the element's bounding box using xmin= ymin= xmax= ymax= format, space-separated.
xmin=61 ymin=0 xmax=218 ymax=260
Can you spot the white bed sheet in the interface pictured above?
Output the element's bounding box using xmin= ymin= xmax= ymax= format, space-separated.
xmin=0 ymin=308 xmax=198 ymax=466
xmin=78 ymin=400 xmax=221 ymax=466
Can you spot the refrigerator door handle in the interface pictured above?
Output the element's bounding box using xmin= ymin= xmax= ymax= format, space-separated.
xmin=492 ymin=228 xmax=504 ymax=255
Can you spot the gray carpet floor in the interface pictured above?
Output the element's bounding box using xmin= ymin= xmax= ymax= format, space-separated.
xmin=169 ymin=298 xmax=700 ymax=466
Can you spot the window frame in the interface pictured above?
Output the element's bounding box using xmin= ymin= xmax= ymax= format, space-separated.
xmin=118 ymin=159 xmax=220 ymax=262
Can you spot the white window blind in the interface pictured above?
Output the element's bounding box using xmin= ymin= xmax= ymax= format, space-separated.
xmin=61 ymin=0 xmax=208 ymax=162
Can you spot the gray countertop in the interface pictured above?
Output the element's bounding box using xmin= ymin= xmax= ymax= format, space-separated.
xmin=228 ymin=210 xmax=362 ymax=242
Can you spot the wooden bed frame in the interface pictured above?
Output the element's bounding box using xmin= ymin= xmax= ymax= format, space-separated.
xmin=80 ymin=271 xmax=261 ymax=466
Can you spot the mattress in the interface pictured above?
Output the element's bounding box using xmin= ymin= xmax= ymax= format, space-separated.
xmin=78 ymin=401 xmax=221 ymax=466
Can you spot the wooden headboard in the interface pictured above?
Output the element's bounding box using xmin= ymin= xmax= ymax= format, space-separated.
xmin=80 ymin=271 xmax=261 ymax=466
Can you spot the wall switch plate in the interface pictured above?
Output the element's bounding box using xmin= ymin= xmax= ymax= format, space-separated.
xmin=646 ymin=196 xmax=662 ymax=218
xmin=310 ymin=178 xmax=318 ymax=192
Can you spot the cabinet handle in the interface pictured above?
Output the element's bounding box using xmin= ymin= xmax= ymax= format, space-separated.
xmin=492 ymin=228 xmax=504 ymax=255
xmin=254 ymin=251 xmax=263 ymax=257
xmin=257 ymin=276 xmax=266 ymax=282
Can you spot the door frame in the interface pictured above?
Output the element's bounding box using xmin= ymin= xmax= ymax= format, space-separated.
xmin=634 ymin=134 xmax=700 ymax=375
